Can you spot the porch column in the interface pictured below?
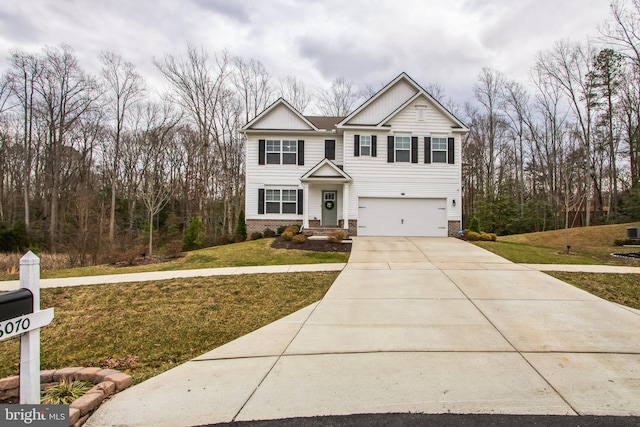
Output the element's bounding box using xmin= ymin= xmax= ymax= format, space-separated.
xmin=342 ymin=182 xmax=349 ymax=230
xmin=303 ymin=182 xmax=310 ymax=229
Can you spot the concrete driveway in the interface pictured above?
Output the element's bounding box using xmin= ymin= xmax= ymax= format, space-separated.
xmin=87 ymin=237 xmax=640 ymax=426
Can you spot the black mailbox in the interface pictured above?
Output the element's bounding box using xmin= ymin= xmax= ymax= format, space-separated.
xmin=0 ymin=289 xmax=33 ymax=322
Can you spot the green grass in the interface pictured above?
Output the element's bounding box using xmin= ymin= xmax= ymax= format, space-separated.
xmin=473 ymin=241 xmax=606 ymax=264
xmin=0 ymin=271 xmax=338 ymax=384
xmin=547 ymin=271 xmax=640 ymax=310
xmin=0 ymin=238 xmax=349 ymax=281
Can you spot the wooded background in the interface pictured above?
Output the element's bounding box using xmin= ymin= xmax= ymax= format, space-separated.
xmin=0 ymin=1 xmax=639 ymax=264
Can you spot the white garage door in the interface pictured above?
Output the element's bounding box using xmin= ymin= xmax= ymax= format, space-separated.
xmin=358 ymin=198 xmax=447 ymax=237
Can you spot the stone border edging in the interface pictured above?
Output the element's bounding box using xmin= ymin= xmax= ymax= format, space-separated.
xmin=0 ymin=367 xmax=133 ymax=427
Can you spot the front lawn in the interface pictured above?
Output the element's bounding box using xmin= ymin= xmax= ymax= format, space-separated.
xmin=0 ymin=271 xmax=338 ymax=383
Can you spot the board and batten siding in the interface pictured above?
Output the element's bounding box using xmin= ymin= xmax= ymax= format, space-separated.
xmin=348 ymin=79 xmax=418 ymax=125
xmin=245 ymin=134 xmax=344 ymax=219
xmin=252 ymin=104 xmax=312 ymax=130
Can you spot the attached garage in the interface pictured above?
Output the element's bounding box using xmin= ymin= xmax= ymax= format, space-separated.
xmin=357 ymin=197 xmax=447 ymax=237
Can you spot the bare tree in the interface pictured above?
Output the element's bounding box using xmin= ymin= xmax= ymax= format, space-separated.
xmin=278 ymin=75 xmax=311 ymax=113
xmin=536 ymin=40 xmax=599 ymax=225
xmin=231 ymin=56 xmax=273 ymax=123
xmin=316 ymin=77 xmax=359 ymax=116
xmin=100 ymin=51 xmax=145 ymax=244
xmin=33 ymin=45 xmax=101 ymax=245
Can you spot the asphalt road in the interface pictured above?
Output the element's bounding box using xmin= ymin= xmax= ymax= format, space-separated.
xmin=201 ymin=413 xmax=640 ymax=427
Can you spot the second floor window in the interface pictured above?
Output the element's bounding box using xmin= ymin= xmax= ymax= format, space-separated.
xmin=360 ymin=136 xmax=371 ymax=156
xmin=395 ymin=136 xmax=410 ymax=162
xmin=266 ymin=140 xmax=297 ymax=164
xmin=432 ymin=137 xmax=447 ymax=163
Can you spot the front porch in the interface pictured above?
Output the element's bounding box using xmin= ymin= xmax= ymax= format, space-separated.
xmin=302 ymin=219 xmax=358 ymax=237
xmin=300 ymin=159 xmax=353 ymax=236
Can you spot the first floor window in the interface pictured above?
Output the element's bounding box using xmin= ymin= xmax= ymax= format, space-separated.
xmin=432 ymin=137 xmax=447 ymax=163
xmin=282 ymin=189 xmax=297 ymax=213
xmin=266 ymin=189 xmax=281 ymax=213
xmin=395 ymin=136 xmax=410 ymax=162
xmin=265 ymin=188 xmax=298 ymax=214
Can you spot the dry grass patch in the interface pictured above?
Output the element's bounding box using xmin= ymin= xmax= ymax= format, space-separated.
xmin=495 ymin=222 xmax=640 ymax=265
xmin=547 ymin=272 xmax=640 ymax=310
xmin=0 ymin=271 xmax=338 ymax=383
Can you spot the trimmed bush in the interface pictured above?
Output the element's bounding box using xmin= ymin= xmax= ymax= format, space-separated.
xmin=263 ymin=228 xmax=276 ymax=238
xmin=327 ymin=230 xmax=346 ymax=243
xmin=281 ymin=230 xmax=295 ymax=241
xmin=277 ymin=225 xmax=287 ymax=235
xmin=292 ymin=234 xmax=306 ymax=244
xmin=466 ymin=231 xmax=497 ymax=242
xmin=285 ymin=225 xmax=300 ymax=234
xmin=614 ymin=238 xmax=640 ymax=246
xmin=469 ymin=216 xmax=480 ymax=233
xmin=250 ymin=232 xmax=264 ymax=240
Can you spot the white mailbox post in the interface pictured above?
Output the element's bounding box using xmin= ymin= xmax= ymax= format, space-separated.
xmin=0 ymin=251 xmax=54 ymax=404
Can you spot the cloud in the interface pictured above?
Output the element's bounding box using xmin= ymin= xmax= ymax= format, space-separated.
xmin=190 ymin=0 xmax=251 ymax=23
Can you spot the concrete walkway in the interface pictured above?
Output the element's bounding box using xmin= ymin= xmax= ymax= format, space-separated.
xmin=0 ymin=263 xmax=347 ymax=292
xmin=84 ymin=237 xmax=640 ymax=426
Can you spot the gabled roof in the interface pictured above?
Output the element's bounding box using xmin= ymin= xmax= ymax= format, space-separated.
xmin=305 ymin=116 xmax=344 ymax=131
xmin=300 ymin=158 xmax=352 ymax=183
xmin=337 ymin=72 xmax=469 ymax=132
xmin=241 ymin=98 xmax=318 ymax=132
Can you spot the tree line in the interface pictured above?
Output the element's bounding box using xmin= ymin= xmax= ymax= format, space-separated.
xmin=0 ymin=42 xmax=373 ymax=264
xmin=462 ymin=0 xmax=640 ymax=234
xmin=1 ymin=1 xmax=640 ymax=264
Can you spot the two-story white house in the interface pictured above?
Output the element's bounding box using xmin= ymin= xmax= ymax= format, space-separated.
xmin=240 ymin=73 xmax=469 ymax=237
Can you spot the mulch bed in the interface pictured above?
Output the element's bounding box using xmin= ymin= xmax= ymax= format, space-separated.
xmin=271 ymin=236 xmax=352 ymax=253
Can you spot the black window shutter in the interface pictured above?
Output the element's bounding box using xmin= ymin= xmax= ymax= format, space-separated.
xmin=387 ymin=136 xmax=394 ymax=163
xmin=448 ymin=137 xmax=455 ymax=164
xmin=297 ymin=188 xmax=304 ymax=215
xmin=258 ymin=188 xmax=265 ymax=214
xmin=354 ymin=135 xmax=360 ymax=157
xmin=258 ymin=139 xmax=265 ymax=165
xmin=325 ymin=140 xmax=335 ymax=160
xmin=298 ymin=140 xmax=304 ymax=165
xmin=371 ymin=135 xmax=377 ymax=157
xmin=411 ymin=136 xmax=418 ymax=163
xmin=424 ymin=137 xmax=431 ymax=164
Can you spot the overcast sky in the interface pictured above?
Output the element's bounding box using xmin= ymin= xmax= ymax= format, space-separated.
xmin=0 ymin=0 xmax=614 ymax=110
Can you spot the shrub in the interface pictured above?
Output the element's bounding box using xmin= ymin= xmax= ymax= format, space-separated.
xmin=183 ymin=215 xmax=206 ymax=251
xmin=281 ymin=230 xmax=295 ymax=241
xmin=469 ymin=216 xmax=480 ymax=233
xmin=614 ymin=238 xmax=640 ymax=246
xmin=250 ymin=232 xmax=264 ymax=240
xmin=327 ymin=230 xmax=346 ymax=243
xmin=234 ymin=210 xmax=247 ymax=242
xmin=292 ymin=234 xmax=306 ymax=244
xmin=466 ymin=231 xmax=497 ymax=242
xmin=164 ymin=240 xmax=183 ymax=257
xmin=285 ymin=224 xmax=300 ymax=234
xmin=263 ymin=228 xmax=276 ymax=238
xmin=277 ymin=226 xmax=287 ymax=235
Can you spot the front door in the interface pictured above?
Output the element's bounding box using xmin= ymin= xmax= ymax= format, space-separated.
xmin=322 ymin=191 xmax=338 ymax=227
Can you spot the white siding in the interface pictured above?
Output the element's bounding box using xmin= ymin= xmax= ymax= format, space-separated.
xmin=253 ymin=104 xmax=312 ymax=130
xmin=348 ymin=79 xmax=418 ymax=125
xmin=245 ymin=134 xmax=344 ymax=219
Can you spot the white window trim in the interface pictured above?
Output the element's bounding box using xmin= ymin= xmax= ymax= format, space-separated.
xmin=395 ymin=135 xmax=411 ymax=163
xmin=431 ymin=136 xmax=447 ymax=163
xmin=266 ymin=139 xmax=297 ymax=165
xmin=360 ymin=135 xmax=371 ymax=156
xmin=265 ymin=187 xmax=299 ymax=214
